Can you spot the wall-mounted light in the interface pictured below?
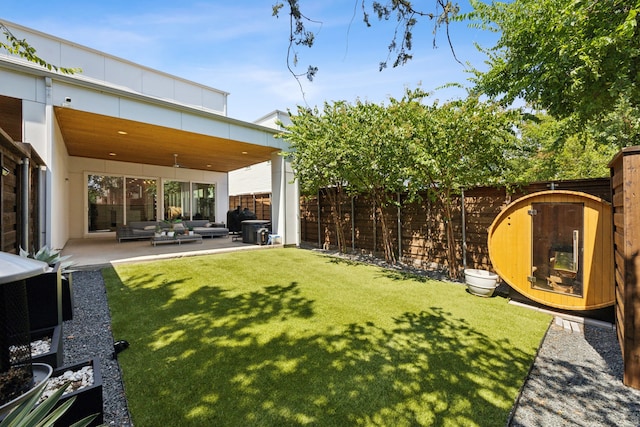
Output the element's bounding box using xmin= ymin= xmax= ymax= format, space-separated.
xmin=1 ymin=166 xmax=9 ymax=176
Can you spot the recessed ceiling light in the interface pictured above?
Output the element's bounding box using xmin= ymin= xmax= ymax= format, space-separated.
xmin=117 ymin=130 xmax=128 ymax=135
xmin=109 ymin=152 xmax=117 ymax=156
xmin=242 ymin=151 xmax=248 ymax=155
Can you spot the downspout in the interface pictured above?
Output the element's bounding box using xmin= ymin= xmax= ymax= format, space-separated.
xmin=21 ymin=158 xmax=30 ymax=251
xmin=39 ymin=166 xmax=47 ymax=249
xmin=461 ymin=188 xmax=467 ymax=271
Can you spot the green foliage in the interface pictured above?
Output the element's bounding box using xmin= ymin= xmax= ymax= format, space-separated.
xmin=405 ymin=95 xmax=522 ymax=277
xmin=508 ymin=113 xmax=622 ymax=183
xmin=464 ymin=0 xmax=640 ymax=124
xmin=1 ymin=23 xmax=80 ymax=75
xmin=0 ymin=383 xmax=96 ymax=427
xmin=105 ymin=248 xmax=550 ymax=426
xmin=19 ymin=246 xmax=75 ymax=273
xmin=280 ymin=89 xmax=521 ymax=271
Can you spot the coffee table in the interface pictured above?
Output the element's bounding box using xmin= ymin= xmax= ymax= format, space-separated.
xmin=151 ymin=234 xmax=203 ymax=246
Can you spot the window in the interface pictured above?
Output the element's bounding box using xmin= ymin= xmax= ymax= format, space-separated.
xmin=125 ymin=178 xmax=157 ymax=222
xmin=88 ymin=175 xmax=123 ymax=232
xmin=88 ymin=175 xmax=157 ymax=232
xmin=192 ymin=183 xmax=215 ymax=220
xmin=88 ymin=175 xmax=214 ymax=231
xmin=163 ymin=181 xmax=216 ymax=221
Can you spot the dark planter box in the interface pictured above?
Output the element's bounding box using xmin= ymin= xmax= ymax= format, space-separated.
xmin=30 ymin=324 xmax=63 ymax=368
xmin=26 ymin=263 xmax=62 ymax=330
xmin=50 ymin=359 xmax=103 ymax=427
xmin=61 ymin=272 xmax=73 ymax=321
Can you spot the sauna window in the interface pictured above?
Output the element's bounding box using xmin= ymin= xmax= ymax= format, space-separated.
xmin=530 ymin=202 xmax=584 ymax=297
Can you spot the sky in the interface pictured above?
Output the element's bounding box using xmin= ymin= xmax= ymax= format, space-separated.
xmin=2 ymin=1 xmax=499 ymax=123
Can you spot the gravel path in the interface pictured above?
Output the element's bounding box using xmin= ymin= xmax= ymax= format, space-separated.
xmin=63 ymin=270 xmax=132 ymax=426
xmin=65 ymin=264 xmax=640 ymax=427
xmin=509 ymin=320 xmax=640 ymax=426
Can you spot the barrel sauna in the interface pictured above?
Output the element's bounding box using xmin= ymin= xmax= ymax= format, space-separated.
xmin=488 ymin=190 xmax=614 ymax=311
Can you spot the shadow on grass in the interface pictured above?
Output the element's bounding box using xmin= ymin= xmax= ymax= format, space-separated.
xmin=325 ymin=255 xmax=439 ymax=283
xmin=106 ymin=270 xmax=537 ymax=427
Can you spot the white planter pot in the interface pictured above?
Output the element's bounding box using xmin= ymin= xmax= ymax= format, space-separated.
xmin=464 ymin=269 xmax=499 ymax=297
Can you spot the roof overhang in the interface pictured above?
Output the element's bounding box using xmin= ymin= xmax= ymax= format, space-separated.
xmin=54 ymin=107 xmax=280 ymax=172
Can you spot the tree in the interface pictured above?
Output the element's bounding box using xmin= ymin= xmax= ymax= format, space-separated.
xmin=1 ymin=22 xmax=79 ymax=74
xmin=282 ymin=97 xmax=415 ymax=263
xmin=405 ymin=95 xmax=522 ymax=278
xmin=281 ymin=89 xmax=522 ymax=275
xmin=508 ymin=113 xmax=625 ymax=183
xmin=279 ymin=103 xmax=352 ymax=252
xmin=272 ymin=1 xmax=461 ymax=89
xmin=464 ymin=0 xmax=640 ymax=124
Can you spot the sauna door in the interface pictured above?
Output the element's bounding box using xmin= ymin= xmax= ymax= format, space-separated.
xmin=530 ymin=203 xmax=584 ymax=297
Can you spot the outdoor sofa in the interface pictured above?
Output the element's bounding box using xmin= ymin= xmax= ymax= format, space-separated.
xmin=116 ymin=220 xmax=229 ymax=242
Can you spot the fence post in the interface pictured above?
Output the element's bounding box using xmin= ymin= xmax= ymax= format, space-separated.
xmin=317 ymin=189 xmax=322 ymax=249
xmin=351 ymin=196 xmax=355 ymax=252
xmin=461 ymin=188 xmax=467 ymax=271
xmin=372 ymin=198 xmax=377 ymax=254
xmin=397 ymin=192 xmax=402 ymax=262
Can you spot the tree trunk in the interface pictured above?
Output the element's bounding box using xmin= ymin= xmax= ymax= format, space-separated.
xmin=324 ymin=187 xmax=347 ymax=252
xmin=374 ymin=190 xmax=397 ymax=264
xmin=440 ymin=191 xmax=459 ymax=279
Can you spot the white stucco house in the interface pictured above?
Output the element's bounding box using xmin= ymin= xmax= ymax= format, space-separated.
xmin=0 ymin=20 xmax=299 ymax=252
xmin=229 ymin=110 xmax=292 ymax=197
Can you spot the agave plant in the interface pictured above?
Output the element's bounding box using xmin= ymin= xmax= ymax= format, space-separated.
xmin=19 ymin=246 xmax=75 ymax=274
xmin=0 ymin=383 xmax=97 ymax=427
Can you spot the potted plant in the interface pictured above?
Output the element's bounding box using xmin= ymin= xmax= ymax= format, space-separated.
xmin=20 ymin=246 xmax=76 ymax=328
xmin=0 ymin=381 xmax=97 ymax=427
xmin=44 ymin=359 xmax=103 ymax=427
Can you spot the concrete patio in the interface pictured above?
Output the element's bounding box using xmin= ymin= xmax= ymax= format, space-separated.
xmin=61 ymin=234 xmax=275 ymax=269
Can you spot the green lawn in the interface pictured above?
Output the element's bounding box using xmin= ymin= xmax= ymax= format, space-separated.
xmin=104 ymin=248 xmax=550 ymax=426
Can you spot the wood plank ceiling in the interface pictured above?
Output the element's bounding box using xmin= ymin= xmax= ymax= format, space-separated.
xmin=54 ymin=107 xmax=279 ymax=172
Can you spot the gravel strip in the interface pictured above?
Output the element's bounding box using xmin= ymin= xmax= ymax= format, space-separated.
xmin=65 ymin=255 xmax=640 ymax=427
xmin=509 ymin=321 xmax=640 ymax=426
xmin=62 ymin=270 xmax=132 ymax=426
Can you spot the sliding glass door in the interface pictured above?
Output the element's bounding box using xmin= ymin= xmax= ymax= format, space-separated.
xmin=88 ymin=175 xmax=157 ymax=233
xmin=192 ymin=183 xmax=216 ymax=220
xmin=163 ymin=180 xmax=216 ymax=221
xmin=88 ymin=174 xmax=215 ymax=232
xmin=88 ymin=175 xmax=123 ymax=232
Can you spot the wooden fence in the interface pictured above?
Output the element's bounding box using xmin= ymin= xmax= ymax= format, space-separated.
xmin=1 ymin=128 xmax=44 ymax=254
xmin=300 ymin=178 xmax=612 ymax=274
xmin=228 ymin=193 xmax=272 ymax=221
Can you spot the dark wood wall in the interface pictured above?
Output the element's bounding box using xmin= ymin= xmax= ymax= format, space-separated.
xmin=609 ymin=147 xmax=640 ymax=389
xmin=1 ymin=95 xmax=43 ymax=254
